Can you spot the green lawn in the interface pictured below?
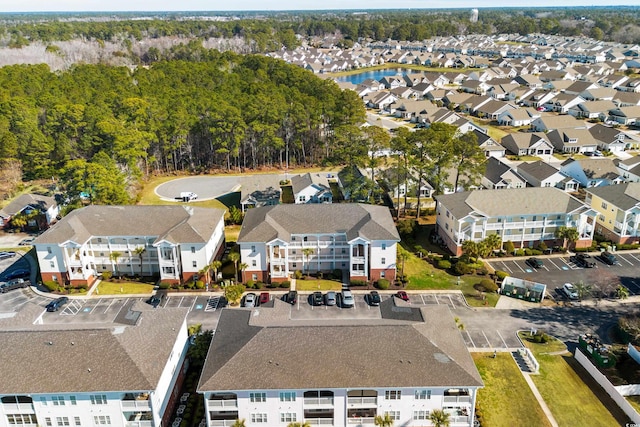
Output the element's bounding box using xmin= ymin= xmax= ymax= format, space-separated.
xmin=473 ymin=353 xmax=552 ymax=427
xmin=96 ymin=281 xmax=156 ymax=295
xmin=520 ymin=333 xmax=621 ymax=427
xmin=506 ymin=155 xmax=543 ymax=162
xmin=295 ymin=279 xmax=343 ymax=291
xmin=225 ymin=225 xmax=241 ymax=243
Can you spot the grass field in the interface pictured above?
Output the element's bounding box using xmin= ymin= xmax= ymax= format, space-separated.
xmin=96 ymin=281 xmax=156 ymax=295
xmin=295 ymin=279 xmax=343 ymax=291
xmin=473 ymin=353 xmax=552 ymax=427
xmin=520 ymin=333 xmax=621 ymax=427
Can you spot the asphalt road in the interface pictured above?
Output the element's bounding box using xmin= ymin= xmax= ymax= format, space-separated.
xmin=154 ymin=176 xmax=243 ymax=201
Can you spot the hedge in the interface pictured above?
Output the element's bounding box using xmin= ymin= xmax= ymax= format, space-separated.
xmin=437 ymin=259 xmax=451 ymax=269
xmin=376 ymin=279 xmax=390 ymax=290
xmin=350 ymin=279 xmax=367 ymax=286
xmin=495 ymin=270 xmax=510 ymax=280
xmin=43 ymin=281 xmax=59 ymax=292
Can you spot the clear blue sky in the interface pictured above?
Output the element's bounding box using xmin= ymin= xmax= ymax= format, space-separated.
xmin=0 ymin=1 xmax=637 ymax=13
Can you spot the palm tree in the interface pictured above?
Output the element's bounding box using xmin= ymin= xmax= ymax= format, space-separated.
xmin=573 ymin=281 xmax=592 ymax=301
xmin=555 ymin=226 xmax=579 ymax=250
xmin=302 ymin=248 xmax=314 ymax=276
xmin=374 ymin=413 xmax=394 ymax=427
xmin=109 ymin=251 xmax=122 ymax=277
xmin=232 ymin=419 xmax=246 ymax=427
xmin=484 ymin=233 xmax=502 ymax=255
xmin=133 ymin=246 xmax=146 ymax=275
xmin=239 ymin=262 xmax=248 ymax=283
xmin=228 ymin=252 xmax=240 ymax=283
xmin=461 ymin=240 xmax=479 ymax=261
xmin=397 ymin=248 xmax=409 ymax=284
xmin=429 ymin=409 xmax=450 ymax=427
xmin=616 ymin=284 xmax=630 ymax=300
xmin=211 ymin=260 xmax=222 ymax=283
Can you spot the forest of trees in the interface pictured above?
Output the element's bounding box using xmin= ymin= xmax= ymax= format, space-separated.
xmin=0 ymin=52 xmax=366 ymax=203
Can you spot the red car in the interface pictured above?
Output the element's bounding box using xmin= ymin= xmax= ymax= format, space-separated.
xmin=259 ymin=292 xmax=270 ymax=305
xmin=395 ymin=291 xmax=409 ymax=302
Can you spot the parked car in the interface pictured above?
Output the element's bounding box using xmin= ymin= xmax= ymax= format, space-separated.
xmin=599 ymin=251 xmax=618 ymax=265
xmin=572 ymin=253 xmax=595 ymax=268
xmin=18 ymin=237 xmax=35 ymax=246
xmin=367 ymin=290 xmax=381 ymax=306
xmin=259 ymin=292 xmax=270 ymax=305
xmin=341 ymin=290 xmax=354 ymax=308
xmin=325 ymin=291 xmax=336 ymax=306
xmin=243 ymin=293 xmax=257 ymax=308
xmin=562 ymin=283 xmax=578 ymax=300
xmin=526 ymin=257 xmax=544 ymax=269
xmin=395 ymin=291 xmax=409 ymax=302
xmin=4 ymin=269 xmax=30 ymax=281
xmin=284 ymin=290 xmax=298 ymax=305
xmin=146 ymin=296 xmax=161 ymax=308
xmin=593 ymin=150 xmax=603 ymax=157
xmin=312 ymin=291 xmax=324 ymax=306
xmin=46 ymin=297 xmax=69 ymax=312
xmin=0 ymin=251 xmax=16 ymax=260
xmin=0 ymin=278 xmax=28 ymax=293
xmin=179 ymin=192 xmax=198 ymax=202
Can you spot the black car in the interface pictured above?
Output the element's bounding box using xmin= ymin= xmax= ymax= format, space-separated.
xmin=46 ymin=297 xmax=69 ymax=312
xmin=600 ymin=252 xmax=618 ymax=265
xmin=572 ymin=253 xmax=595 ymax=268
xmin=312 ymin=291 xmax=324 ymax=306
xmin=146 ymin=296 xmax=161 ymax=308
xmin=526 ymin=257 xmax=544 ymax=269
xmin=368 ymin=290 xmax=381 ymax=306
xmin=4 ymin=269 xmax=30 ymax=281
xmin=284 ymin=290 xmax=298 ymax=305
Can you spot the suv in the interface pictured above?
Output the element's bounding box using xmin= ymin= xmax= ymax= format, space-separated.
xmin=243 ymin=293 xmax=257 ymax=308
xmin=572 ymin=253 xmax=595 ymax=268
xmin=562 ymin=283 xmax=578 ymax=300
xmin=284 ymin=290 xmax=297 ymax=305
xmin=600 ymin=252 xmax=618 ymax=265
xmin=526 ymin=257 xmax=544 ymax=269
xmin=46 ymin=297 xmax=69 ymax=312
xmin=146 ymin=296 xmax=161 ymax=308
xmin=367 ymin=290 xmax=381 ymax=306
xmin=4 ymin=269 xmax=30 ymax=281
xmin=0 ymin=278 xmax=28 ymax=293
xmin=312 ymin=291 xmax=324 ymax=306
xmin=0 ymin=251 xmax=16 ymax=260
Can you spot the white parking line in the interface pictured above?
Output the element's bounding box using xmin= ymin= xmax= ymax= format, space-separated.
xmin=104 ymin=299 xmax=117 ymax=314
xmin=420 ymin=294 xmax=427 ymax=305
xmin=496 ymin=330 xmax=509 ymax=348
xmin=448 ymin=295 xmax=456 ymax=309
xmin=628 ymin=253 xmax=640 ymax=263
xmin=481 ymin=330 xmax=491 ymax=347
xmin=545 ymin=259 xmax=559 ymax=270
xmin=466 ymin=331 xmax=476 ymax=348
xmin=3 ymin=294 xmax=24 ymax=304
xmin=618 ymin=254 xmax=634 ymax=266
xmin=559 ymin=257 xmax=578 ymax=270
xmin=513 ymin=261 xmax=525 ymax=273
xmin=499 ymin=261 xmax=513 ymax=273
xmin=434 ymin=295 xmax=440 ymax=305
xmin=189 ymin=297 xmax=197 ymax=311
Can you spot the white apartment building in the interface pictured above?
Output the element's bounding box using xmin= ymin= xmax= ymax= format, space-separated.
xmin=435 ymin=187 xmax=597 ymax=255
xmin=197 ymin=304 xmax=483 ymax=427
xmin=236 ymin=204 xmax=400 ymax=283
xmin=33 ymin=205 xmax=226 ymax=286
xmin=0 ymin=307 xmax=190 ymax=427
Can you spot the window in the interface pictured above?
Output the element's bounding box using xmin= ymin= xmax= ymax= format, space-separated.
xmin=292 ymin=263 xmax=297 ymax=268
xmin=382 ymin=243 xmax=386 ymax=250
xmin=90 ymin=395 xmax=107 ymax=405
xmin=47 ymin=247 xmax=52 ymax=254
xmin=279 ymin=392 xmax=296 ymax=402
xmin=6 ymin=414 xmax=38 ymax=425
xmin=69 ymin=396 xmax=77 ymax=405
xmin=303 ymin=236 xmax=308 ymax=242
xmin=50 ymin=261 xmax=55 ymax=268
xmin=601 ymin=201 xmax=608 ymax=209
xmin=415 ymin=389 xmax=431 ymax=400
xmin=381 ymin=271 xmax=385 ymax=278
xmin=251 ymin=245 xmax=256 ymax=253
xmin=413 ymin=410 xmax=430 ymax=420
xmin=52 ymin=396 xmax=65 ymax=406
xmin=446 ymin=210 xmax=450 ymax=218
xmin=191 ymin=247 xmax=195 ymax=253
xmin=250 ymin=413 xmax=267 ymax=423
xmin=192 ymin=261 xmax=197 ymax=268
xmin=385 ymin=390 xmax=401 ymax=400
xmin=445 ymin=223 xmax=449 ymax=230
xmin=97 ymin=238 xmax=102 ymax=243
xmin=252 ymin=260 xmax=256 ymax=267
xmin=93 ymin=416 xmax=111 ymax=425
xmin=162 ymin=266 xmax=175 ymax=275
xmin=40 ymin=397 xmax=47 ymax=406
xmin=280 ymin=413 xmax=297 ymax=423
xmin=45 ymin=418 xmax=52 ymax=427
xmin=252 ymin=274 xmax=258 ymax=281
xmin=250 ymin=392 xmax=266 ymax=403
xmin=381 ymin=257 xmax=386 ymax=264
xmin=385 ymin=411 xmax=400 ymax=420
xmin=74 ymin=417 xmax=81 ymax=426
xmin=56 ymin=417 xmax=70 ymax=426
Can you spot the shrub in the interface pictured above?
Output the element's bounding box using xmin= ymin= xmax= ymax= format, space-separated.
xmin=514 ymin=249 xmax=525 ymax=257
xmin=530 ymin=249 xmax=543 ymax=256
xmin=350 ymin=279 xmax=367 ymax=286
xmin=333 ymin=269 xmax=342 ymax=280
xmin=278 ymin=281 xmax=289 ymax=288
xmin=317 ymin=272 xmax=323 ymax=280
xmin=158 ymin=282 xmax=171 ymax=290
xmin=376 ymin=279 xmax=390 ymax=290
xmin=524 ymin=248 xmax=532 ymax=256
xmin=454 ymin=262 xmax=473 ymax=276
xmin=101 ymin=271 xmax=112 ymax=280
xmin=43 ymin=281 xmax=59 ymax=292
xmin=195 ymin=280 xmax=205 ymax=290
xmin=246 ymin=280 xmax=254 ymax=289
xmin=619 ymin=244 xmax=640 ymax=250
xmin=532 ymin=331 xmax=550 ymax=344
xmin=437 ymin=259 xmax=451 ymax=269
xmin=495 ymin=270 xmax=510 ymax=281
xmin=255 ymin=281 xmax=265 ymax=289
xmin=294 ymin=270 xmax=302 ymax=280
xmin=476 ymin=266 xmax=488 ymax=276
xmin=479 ymin=278 xmax=498 ymax=292
xmin=504 ymin=240 xmax=515 ymax=254
xmin=537 ymin=241 xmax=548 ymax=251
xmin=267 ymin=282 xmax=278 ymax=289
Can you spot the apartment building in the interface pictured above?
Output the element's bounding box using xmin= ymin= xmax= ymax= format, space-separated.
xmin=237 ymin=204 xmax=400 ymax=283
xmin=585 ymin=183 xmax=640 ymax=244
xmin=435 ymin=187 xmax=596 ymax=255
xmin=197 ymin=304 xmax=483 ymax=427
xmin=33 ymin=205 xmax=225 ymax=286
xmin=0 ymin=307 xmax=189 ymax=427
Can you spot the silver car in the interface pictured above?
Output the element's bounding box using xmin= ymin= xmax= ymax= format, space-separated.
xmin=341 ymin=290 xmax=354 ymax=308
xmin=244 ymin=293 xmax=257 ymax=308
xmin=325 ymin=291 xmax=336 ymax=306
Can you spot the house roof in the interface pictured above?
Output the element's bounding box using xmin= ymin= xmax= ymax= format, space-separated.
xmin=290 ymin=173 xmax=332 ymax=195
xmin=0 ymin=306 xmax=187 ymax=394
xmin=517 ymin=160 xmax=560 ymax=181
xmin=484 ymin=158 xmax=526 ymax=186
xmin=586 ymin=183 xmax=640 ymax=211
xmin=33 ymin=205 xmax=225 ymax=246
xmin=237 ymin=203 xmax=400 ymax=243
xmin=500 ymin=132 xmax=549 ymax=149
xmin=547 ymin=128 xmax=599 ymax=148
xmin=435 ymin=187 xmax=585 ymax=219
xmin=198 ymin=304 xmax=483 ymax=392
xmin=0 ymin=193 xmax=56 ymax=218
xmin=588 ymin=123 xmax=625 ymax=144
xmin=575 ymin=158 xmax=622 ymax=180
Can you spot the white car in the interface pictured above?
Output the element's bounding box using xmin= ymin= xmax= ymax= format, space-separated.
xmin=562 ymin=283 xmax=578 ymax=300
xmin=341 ymin=290 xmax=354 ymax=308
xmin=179 ymin=192 xmax=198 ymax=201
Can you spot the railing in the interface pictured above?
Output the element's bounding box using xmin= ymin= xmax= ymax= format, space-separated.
xmin=208 ymin=399 xmax=238 ymax=409
xmin=304 ymin=397 xmax=334 ymax=406
xmin=125 ymin=421 xmax=152 ymax=427
xmin=443 ymin=396 xmax=472 ymax=404
xmin=347 ymin=417 xmax=375 ymax=425
xmin=1 ymin=403 xmax=35 ymax=412
xmin=449 ymin=415 xmax=470 ymax=424
xmin=347 ymin=397 xmax=377 ymax=405
xmin=210 ymin=420 xmax=237 ymax=427
xmin=305 ymin=418 xmax=334 ymax=426
xmin=121 ymin=400 xmax=151 ymax=410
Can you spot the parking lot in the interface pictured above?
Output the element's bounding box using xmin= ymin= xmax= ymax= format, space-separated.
xmin=487 ymin=251 xmax=640 ymax=298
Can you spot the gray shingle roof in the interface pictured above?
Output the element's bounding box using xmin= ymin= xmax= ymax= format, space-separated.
xmin=0 ymin=307 xmax=187 ymax=394
xmin=436 ymin=187 xmax=585 ymax=219
xmin=237 ymin=204 xmax=400 ymax=243
xmin=34 ymin=205 xmax=225 ymax=246
xmin=197 ymin=306 xmax=482 ymax=392
xmin=586 ymin=183 xmax=640 ymax=211
xmin=517 ymin=160 xmax=560 ymax=181
xmin=0 ymin=193 xmax=56 ymax=217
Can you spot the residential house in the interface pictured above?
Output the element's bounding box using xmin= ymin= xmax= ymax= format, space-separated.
xmin=563 ymin=81 xmax=600 ymax=96
xmin=609 ymin=106 xmax=640 ymax=125
xmin=240 ymin=187 xmax=281 ymax=212
xmin=497 ymin=108 xmax=538 ymax=127
xmin=239 ymin=175 xmax=284 ymax=212
xmin=471 ymin=129 xmax=506 ymax=158
xmin=481 ymin=157 xmax=527 ymax=189
xmin=0 ymin=307 xmax=190 ymax=427
xmin=560 ymin=158 xmax=624 ymax=188
xmin=531 ymin=115 xmax=585 ymax=132
xmin=568 ymin=100 xmax=617 ymax=120
xmin=435 ymin=187 xmax=596 ymax=255
xmin=588 ymin=124 xmax=631 ymax=154
xmin=389 ymin=86 xmax=415 ymax=100
xmin=291 ymin=173 xmax=334 ymax=204
xmin=520 ymin=90 xmax=558 ymax=108
xmin=379 ymin=76 xmax=405 ymax=89
xmin=547 ymin=128 xmax=600 ymax=154
xmin=613 ymin=91 xmax=640 ymax=107
xmin=473 ymin=100 xmax=516 ymax=120
xmin=516 ymin=160 xmax=579 ymax=192
xmin=514 ymin=74 xmax=543 ymax=88
xmin=366 ymin=92 xmax=398 ymax=110
xmin=33 ymin=205 xmax=226 ymax=286
xmin=618 ymin=156 xmax=640 ymax=183
xmin=0 ymin=193 xmax=58 ymax=231
xmin=500 ymin=133 xmax=554 ymax=157
xmin=546 ymin=93 xmax=586 ymax=113
xmin=586 ymin=183 xmax=640 ymax=244
xmin=393 ymin=100 xmax=439 ymax=122
xmin=237 ymin=204 xmax=400 ymax=283
xmin=198 ymin=306 xmax=483 ymax=427
xmin=580 ymin=87 xmax=616 ymax=101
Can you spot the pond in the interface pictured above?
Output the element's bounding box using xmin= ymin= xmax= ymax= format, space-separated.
xmin=334 ymin=67 xmax=414 ymax=85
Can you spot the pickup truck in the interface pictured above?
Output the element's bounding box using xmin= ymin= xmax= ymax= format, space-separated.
xmin=572 ymin=253 xmax=596 ymax=268
xmin=0 ymin=278 xmax=30 ymax=293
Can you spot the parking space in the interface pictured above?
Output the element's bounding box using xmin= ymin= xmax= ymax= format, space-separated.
xmin=462 ymin=329 xmax=522 ymax=350
xmin=290 ymin=293 xmax=381 ymax=320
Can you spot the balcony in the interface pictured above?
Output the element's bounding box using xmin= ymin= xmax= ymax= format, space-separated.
xmin=210 ymin=421 xmax=237 ymax=427
xmin=125 ymin=421 xmax=152 ymax=427
xmin=347 ymin=397 xmax=376 ymax=406
xmin=208 ymin=399 xmax=238 ymax=409
xmin=122 ymin=400 xmax=151 ymax=410
xmin=450 ymin=415 xmax=470 ymax=424
xmin=443 ymin=396 xmax=472 ymax=404
xmin=305 ymin=419 xmax=334 ymax=426
xmin=347 ymin=417 xmax=375 ymax=425
xmin=1 ymin=403 xmax=35 ymax=413
xmin=304 ymin=397 xmax=334 ymax=406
